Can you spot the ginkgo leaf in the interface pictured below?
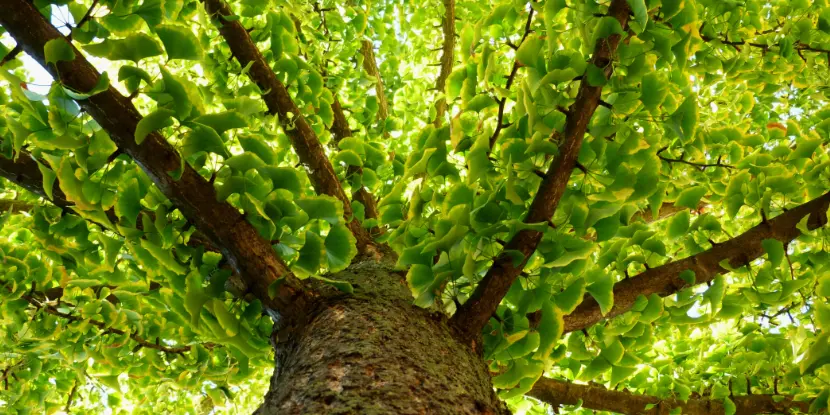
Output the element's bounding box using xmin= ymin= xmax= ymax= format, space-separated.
xmin=516 ymin=35 xmax=543 ymax=68
xmin=325 ymin=223 xmax=357 ymax=272
xmin=586 ymin=272 xmax=614 ymax=316
xmin=293 ymin=231 xmax=325 ymax=277
xmin=296 ymin=196 xmax=343 ymax=225
xmin=193 ymin=112 xmax=249 ymax=135
xmin=44 ymin=38 xmax=75 ymax=65
xmin=182 ymin=124 xmax=230 ymax=159
xmin=675 ymin=186 xmax=707 ymax=209
xmin=83 ymin=34 xmax=163 ymax=62
xmin=135 ymin=108 xmax=176 ymax=144
xmin=156 ymin=24 xmax=203 ymax=60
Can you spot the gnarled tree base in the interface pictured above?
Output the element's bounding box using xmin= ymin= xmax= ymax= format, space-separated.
xmin=255 ymin=261 xmax=506 ymax=414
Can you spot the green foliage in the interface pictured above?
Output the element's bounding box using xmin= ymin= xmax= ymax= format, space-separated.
xmin=1 ymin=0 xmax=830 ymax=413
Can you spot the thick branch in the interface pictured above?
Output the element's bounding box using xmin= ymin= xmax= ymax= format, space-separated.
xmin=450 ymin=0 xmax=631 ymax=343
xmin=528 ymin=377 xmax=811 ymax=415
xmin=360 ymin=40 xmax=389 ymax=123
xmin=562 ymin=190 xmax=830 ymax=333
xmin=201 ymin=0 xmax=376 ymax=255
xmin=0 ymin=0 xmax=312 ymax=321
xmin=433 ymin=0 xmax=455 ymax=127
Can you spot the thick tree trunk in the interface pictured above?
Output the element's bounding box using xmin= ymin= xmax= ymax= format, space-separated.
xmin=256 ymin=261 xmax=506 ymax=414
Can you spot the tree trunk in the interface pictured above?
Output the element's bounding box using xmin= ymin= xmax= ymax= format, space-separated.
xmin=255 ymin=260 xmax=506 ymax=414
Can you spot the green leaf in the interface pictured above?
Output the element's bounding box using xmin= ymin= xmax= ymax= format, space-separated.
xmin=761 ymin=239 xmax=784 ymax=268
xmin=679 ymin=269 xmax=696 ymax=285
xmin=257 ymin=166 xmax=303 ymax=195
xmin=626 ymin=0 xmax=648 ymax=29
xmin=787 ymin=138 xmax=821 ymax=160
xmin=585 ymin=64 xmax=607 ymax=87
xmin=610 ymin=365 xmax=637 ymax=387
xmin=554 ymin=278 xmax=587 ymax=314
xmin=670 ymin=96 xmax=698 ymax=142
xmin=723 ymin=397 xmax=736 ymax=415
xmin=586 ymin=273 xmax=614 ymax=316
xmin=325 ymin=223 xmax=357 ymax=272
xmin=63 ymin=72 xmax=110 ymax=100
xmin=640 ymin=72 xmax=667 ymax=110
xmin=592 ymin=16 xmax=626 ymax=44
xmin=667 ymin=209 xmax=690 ymax=239
xmin=115 ymin=178 xmax=142 ymax=226
xmin=225 ymin=152 xmax=266 ymax=172
xmin=333 ymin=149 xmax=363 ymax=167
xmin=466 ymin=94 xmax=496 ymax=112
xmin=533 ymin=302 xmax=564 ymax=361
xmin=516 ymin=35 xmax=544 ymax=68
xmin=800 ymin=332 xmax=830 ymax=375
xmin=294 ymin=231 xmax=324 ymax=277
xmin=160 ymin=67 xmax=193 ymax=120
xmin=83 ymin=34 xmax=164 ymax=62
xmin=183 ymin=124 xmax=230 ymax=159
xmin=296 ymin=195 xmax=344 ymax=224
xmin=156 ymin=24 xmax=203 ymax=60
xmin=135 ymin=108 xmax=176 ymax=144
xmin=193 ymin=112 xmax=248 ymax=135
xmin=44 ymin=39 xmax=75 ymax=65
xmin=639 ymin=294 xmax=663 ymax=323
xmin=675 ymin=186 xmax=706 ymax=209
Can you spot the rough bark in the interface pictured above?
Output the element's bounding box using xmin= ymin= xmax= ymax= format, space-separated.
xmin=562 ymin=190 xmax=830 ymax=333
xmin=450 ymin=0 xmax=631 ymax=343
xmin=528 ymin=377 xmax=811 ymax=415
xmin=202 ymin=0 xmax=376 ymax=256
xmin=360 ymin=40 xmax=389 ymax=123
xmin=0 ymin=0 xmax=311 ymax=321
xmin=256 ymin=261 xmax=507 ymax=415
xmin=433 ymin=0 xmax=455 ymax=127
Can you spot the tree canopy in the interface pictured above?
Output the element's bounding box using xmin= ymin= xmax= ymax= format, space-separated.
xmin=0 ymin=0 xmax=829 ymax=413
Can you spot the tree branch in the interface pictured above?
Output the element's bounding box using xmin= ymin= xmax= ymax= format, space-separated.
xmin=0 ymin=0 xmax=312 ymax=322
xmin=329 ymin=97 xmax=381 ymax=236
xmin=489 ymin=3 xmax=536 ymax=151
xmin=657 ymin=147 xmax=734 ymax=171
xmin=629 ymin=201 xmax=707 ymax=224
xmin=0 ymin=148 xmax=71 ymax=211
xmin=20 ymin=292 xmax=191 ymax=355
xmin=0 ymin=44 xmax=21 ymax=67
xmin=201 ymin=0 xmax=377 ymax=256
xmin=528 ymin=377 xmax=811 ymax=415
xmin=562 ymin=190 xmax=830 ymax=333
xmin=432 ymin=0 xmax=455 ymax=127
xmin=66 ymin=0 xmax=99 ymax=41
xmin=450 ymin=0 xmax=631 ymax=344
xmin=360 ymin=40 xmax=389 ymax=124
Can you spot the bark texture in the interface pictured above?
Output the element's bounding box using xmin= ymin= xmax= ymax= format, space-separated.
xmin=432 ymin=0 xmax=455 ymax=127
xmin=256 ymin=261 xmax=506 ymax=415
xmin=528 ymin=377 xmax=811 ymax=415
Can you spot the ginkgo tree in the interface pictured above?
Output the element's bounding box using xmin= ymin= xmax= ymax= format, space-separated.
xmin=0 ymin=0 xmax=829 ymax=413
